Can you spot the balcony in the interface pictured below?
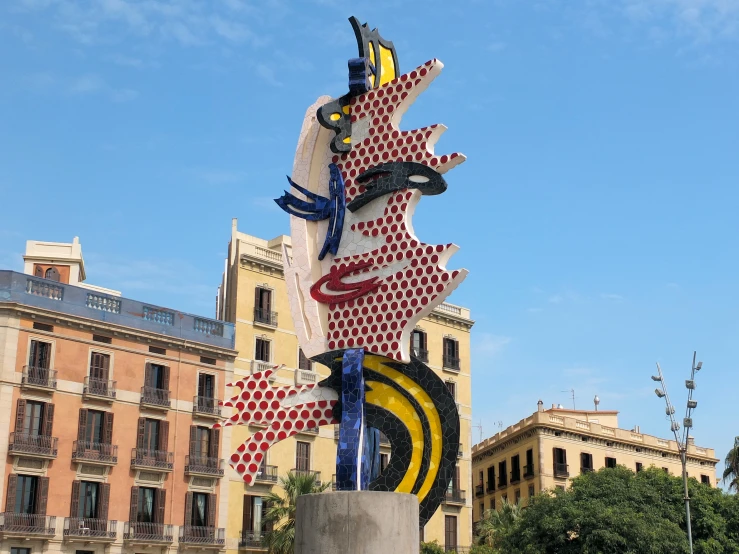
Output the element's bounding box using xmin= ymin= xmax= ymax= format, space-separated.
xmin=523 ymin=464 xmax=535 ymax=479
xmin=0 ymin=513 xmax=56 ymax=537
xmin=444 ymin=489 xmax=466 ymax=506
xmin=581 ymin=466 xmax=594 ymax=475
xmin=497 ymin=476 xmax=507 ymax=489
xmin=291 ymin=469 xmax=321 ymax=486
xmin=63 ymin=518 xmax=117 ymax=542
xmin=72 ymin=441 xmax=118 ymax=465
xmin=179 ymin=526 xmax=225 ymax=546
xmin=193 ymin=396 xmax=222 ymax=418
xmin=297 ymin=425 xmax=319 ymax=436
xmin=140 ymin=386 xmax=170 ymax=409
xmin=123 ymin=522 xmax=173 ymax=544
xmin=474 ymin=484 xmax=484 ymax=497
xmin=443 ymin=356 xmax=460 ymax=371
xmin=255 ymin=464 xmax=278 ymax=484
xmin=239 ymin=531 xmax=267 ymax=550
xmin=412 ymin=348 xmax=429 ymax=363
xmin=83 ymin=377 xmax=117 ymax=401
xmin=254 ymin=307 xmax=278 ymax=327
xmin=486 ymin=481 xmax=495 ymax=493
xmin=554 ymin=463 xmax=569 ymax=478
xmin=510 ymin=471 xmax=521 ymax=485
xmin=250 ymin=360 xmax=273 ymax=375
xmin=184 ymin=455 xmax=224 ymax=477
xmin=8 ymin=432 xmax=58 ymax=459
xmin=130 ymin=448 xmax=174 ymax=472
xmin=295 ymin=369 xmax=317 ymax=386
xmin=21 ymin=366 xmax=57 ymax=390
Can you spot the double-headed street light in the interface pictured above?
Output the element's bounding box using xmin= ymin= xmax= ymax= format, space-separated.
xmin=651 ymin=351 xmax=703 ymax=554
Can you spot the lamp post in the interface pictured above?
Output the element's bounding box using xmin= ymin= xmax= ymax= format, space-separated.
xmin=651 ymin=351 xmax=703 ymax=554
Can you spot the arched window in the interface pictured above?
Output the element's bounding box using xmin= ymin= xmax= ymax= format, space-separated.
xmin=44 ymin=267 xmax=60 ymax=282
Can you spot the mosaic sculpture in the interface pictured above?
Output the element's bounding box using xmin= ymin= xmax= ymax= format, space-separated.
xmin=218 ymin=16 xmax=467 ymax=526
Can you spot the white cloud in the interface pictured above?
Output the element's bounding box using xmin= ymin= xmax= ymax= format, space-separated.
xmin=473 ymin=333 xmax=512 ymax=355
xmin=600 ymin=293 xmax=624 ymax=302
xmin=548 ymin=294 xmax=563 ymax=304
xmin=67 ymin=74 xmax=139 ymax=102
xmin=255 ymin=63 xmax=282 ymax=87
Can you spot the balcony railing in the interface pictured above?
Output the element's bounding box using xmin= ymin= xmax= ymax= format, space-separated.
xmin=179 ymin=526 xmax=225 ymax=545
xmin=22 ymin=366 xmax=57 ymax=390
xmin=412 ymin=348 xmax=429 ymax=363
xmin=83 ymin=377 xmax=116 ymax=400
xmin=123 ymin=522 xmax=173 ymax=543
xmin=498 ymin=475 xmax=507 ymax=488
xmin=140 ymin=386 xmax=170 ymax=408
xmin=510 ymin=471 xmax=521 ymax=484
xmin=444 ymin=489 xmax=466 ymax=505
xmin=255 ymin=464 xmax=278 ymax=483
xmin=72 ymin=441 xmax=118 ymax=464
xmin=475 ymin=484 xmax=484 ymax=497
xmin=581 ymin=466 xmax=594 ymax=474
xmin=291 ymin=469 xmax=321 ymax=485
xmin=8 ymin=432 xmax=58 ymax=458
xmin=523 ymin=464 xmax=535 ymax=478
xmin=63 ymin=517 xmax=117 ymax=540
xmin=486 ymin=481 xmax=495 ymax=493
xmin=554 ymin=462 xmax=569 ymax=478
xmin=0 ymin=513 xmax=56 ymax=536
xmin=445 ymin=547 xmax=470 ymax=553
xmin=251 ymin=360 xmax=273 ymax=375
xmin=184 ymin=455 xmax=224 ymax=477
xmin=131 ymin=448 xmax=174 ymax=471
xmin=298 ymin=425 xmax=319 ymax=435
xmin=193 ymin=396 xmax=221 ymax=417
xmin=239 ymin=531 xmax=266 ymax=549
xmin=254 ymin=307 xmax=278 ymax=327
xmin=443 ymin=356 xmax=461 ymax=371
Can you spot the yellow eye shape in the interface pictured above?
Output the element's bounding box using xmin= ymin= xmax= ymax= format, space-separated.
xmin=342 ymin=105 xmax=350 ymax=115
xmin=330 ymin=113 xmax=341 ymax=121
xmin=343 ymin=137 xmax=351 ymax=144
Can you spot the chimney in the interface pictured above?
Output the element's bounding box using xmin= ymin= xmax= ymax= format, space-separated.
xmin=537 ymin=400 xmax=544 ymax=413
xmin=552 ymin=403 xmax=557 ymax=409
xmin=687 ymin=436 xmax=695 ymax=446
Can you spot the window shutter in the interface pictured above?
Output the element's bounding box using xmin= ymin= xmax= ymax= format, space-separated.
xmin=207 ymin=494 xmax=217 ymax=528
xmin=103 ymin=412 xmax=114 ymax=445
xmin=159 ymin=420 xmax=169 ymax=452
xmin=36 ymin=476 xmax=49 ymax=515
xmin=184 ymin=492 xmax=193 ymax=527
xmin=129 ymin=487 xmax=139 ymax=523
xmin=454 ymin=466 xmax=460 ymax=491
xmin=243 ymin=496 xmax=252 ymax=532
xmin=136 ymin=418 xmax=146 ymax=450
xmin=144 ymin=363 xmax=152 ymax=388
xmin=42 ymin=403 xmax=54 ymax=437
xmin=15 ymin=399 xmax=26 ymax=433
xmin=77 ymin=409 xmax=88 ymax=442
xmin=5 ymin=475 xmax=18 ymax=512
xmin=189 ymin=426 xmax=197 ymax=457
xmin=70 ymin=480 xmax=81 ymax=518
xmin=254 ymin=288 xmax=261 ymax=312
xmin=98 ymin=483 xmax=110 ymax=520
xmin=161 ymin=366 xmax=170 ymax=391
xmin=154 ymin=489 xmax=166 ymax=524
xmin=209 ymin=428 xmax=220 ymax=459
xmin=35 ymin=266 xmax=43 ymax=277
xmin=198 ymin=373 xmax=205 ymax=397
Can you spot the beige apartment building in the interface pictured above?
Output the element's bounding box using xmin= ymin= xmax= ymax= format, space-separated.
xmin=216 ymin=220 xmax=475 ymax=552
xmin=0 ymin=238 xmax=236 ymax=554
xmin=471 ymin=401 xmax=719 ymax=526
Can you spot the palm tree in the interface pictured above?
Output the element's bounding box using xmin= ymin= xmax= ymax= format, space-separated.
xmin=262 ymin=471 xmax=330 ymax=554
xmin=475 ymin=498 xmax=522 ymax=549
xmin=722 ymin=436 xmax=739 ymax=491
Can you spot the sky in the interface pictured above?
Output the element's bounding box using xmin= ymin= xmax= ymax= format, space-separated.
xmin=1 ymin=0 xmax=738 ymax=483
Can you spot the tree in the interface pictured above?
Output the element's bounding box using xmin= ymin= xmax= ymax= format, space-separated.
xmin=723 ymin=437 xmax=739 ymax=492
xmin=420 ymin=541 xmax=446 ymax=554
xmin=262 ymin=471 xmax=330 ymax=554
xmin=475 ymin=498 xmax=522 ymax=549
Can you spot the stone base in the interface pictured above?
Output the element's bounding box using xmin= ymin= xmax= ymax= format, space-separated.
xmin=295 ymin=491 xmax=419 ymax=554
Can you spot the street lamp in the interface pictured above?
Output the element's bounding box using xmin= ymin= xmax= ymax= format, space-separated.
xmin=651 ymin=351 xmax=703 ymax=554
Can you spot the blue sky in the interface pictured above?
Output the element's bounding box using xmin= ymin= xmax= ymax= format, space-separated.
xmin=1 ymin=0 xmax=738 ymax=481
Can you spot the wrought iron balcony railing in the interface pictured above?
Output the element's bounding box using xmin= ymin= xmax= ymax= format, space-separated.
xmin=486 ymin=481 xmax=495 ymax=493
xmin=581 ymin=466 xmax=594 ymax=474
xmin=123 ymin=522 xmax=173 ymax=543
xmin=8 ymin=432 xmax=57 ymax=458
xmin=140 ymin=386 xmax=170 ymax=408
xmin=130 ymin=448 xmax=174 ymax=471
xmin=0 ymin=513 xmax=56 ymax=536
xmin=444 ymin=489 xmax=466 ymax=505
xmin=498 ymin=475 xmax=508 ymax=488
xmin=412 ymin=348 xmax=429 ymax=363
xmin=239 ymin=530 xmax=265 ymax=548
xmin=83 ymin=377 xmax=116 ymax=399
xmin=72 ymin=441 xmax=118 ymax=464
xmin=253 ymin=307 xmax=278 ymax=327
xmin=63 ymin=517 xmax=117 ymax=540
xmin=22 ymin=366 xmax=57 ymax=389
xmin=475 ymin=484 xmax=484 ymax=497
xmin=510 ymin=471 xmax=521 ymax=484
xmin=184 ymin=455 xmax=224 ymax=477
xmin=179 ymin=526 xmax=225 ymax=545
xmin=445 ymin=547 xmax=470 ymax=553
xmin=523 ymin=464 xmax=535 ymax=478
xmin=554 ymin=462 xmax=569 ymax=478
xmin=443 ymin=356 xmax=461 ymax=371
xmin=291 ymin=469 xmax=321 ymax=485
xmin=255 ymin=464 xmax=278 ymax=483
xmin=193 ymin=396 xmax=221 ymax=417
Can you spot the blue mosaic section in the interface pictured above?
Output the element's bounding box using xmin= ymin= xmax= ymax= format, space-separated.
xmin=363 ymin=426 xmax=381 ymax=485
xmin=336 ymin=348 xmax=367 ymax=491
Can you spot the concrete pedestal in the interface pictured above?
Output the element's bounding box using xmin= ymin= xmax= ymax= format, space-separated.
xmin=295 ymin=491 xmax=419 ymax=554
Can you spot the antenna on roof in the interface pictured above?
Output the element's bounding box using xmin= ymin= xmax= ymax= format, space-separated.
xmin=561 ymin=388 xmax=576 ymax=410
xmin=471 ymin=420 xmax=484 ymax=444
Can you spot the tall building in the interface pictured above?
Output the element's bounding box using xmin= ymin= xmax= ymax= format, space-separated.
xmin=0 ymin=238 xmax=236 ymax=554
xmin=470 ymin=401 xmax=719 ymax=527
xmin=216 ymin=220 xmax=475 ymax=552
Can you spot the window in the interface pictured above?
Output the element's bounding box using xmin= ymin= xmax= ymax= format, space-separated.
xmin=486 ymin=466 xmax=495 ymax=492
xmin=445 ymin=380 xmax=456 ymax=399
xmin=525 ymin=448 xmax=534 ymax=477
xmin=146 ymin=363 xmax=167 ymax=390
xmin=498 ymin=460 xmax=507 ymax=487
xmin=191 ymin=426 xmax=211 ymax=460
xmin=298 ymin=349 xmax=312 ymax=372
xmin=514 ymin=489 xmax=521 ymax=503
xmin=143 ymin=419 xmax=161 ymax=451
xmin=605 ymin=457 xmax=617 ymax=468
xmin=89 ymin=352 xmax=110 ymax=382
xmin=478 ymin=470 xmax=483 ymax=485
xmin=636 ymin=462 xmax=643 ymax=473
xmin=190 ymin=492 xmax=209 ymax=527
xmin=701 ymin=475 xmax=711 ymax=485
xmin=45 ymin=267 xmax=60 ymax=281
xmin=243 ymin=496 xmax=271 ymax=537
xmin=23 ymin=401 xmax=45 ymax=436
xmin=149 ymin=346 xmax=166 ymax=355
xmin=79 ymin=481 xmax=100 ymax=518
xmin=14 ymin=399 xmax=54 ymax=444
xmin=528 ymin=484 xmax=535 ymax=498
xmin=32 ymin=322 xmax=53 ymax=332
xmin=411 ymin=330 xmax=427 ymax=361
xmin=553 ymin=448 xmax=568 ymax=477
xmin=130 ymin=487 xmax=165 ymax=526
xmin=490 ymin=498 xmax=495 ymax=511
xmin=443 ymin=338 xmax=460 ymax=370
xmin=84 ymin=410 xmax=104 ymax=444
xmin=255 ymin=339 xmax=270 ymax=362
xmin=11 ymin=548 xmax=30 ymax=554
xmin=502 ymin=494 xmax=507 ymax=503
xmin=479 ymin=502 xmax=484 ymax=517
xmin=296 ymin=441 xmax=310 ymax=472
xmin=200 ymin=356 xmax=216 ymax=365
xmin=136 ymin=487 xmax=156 ymax=523
xmin=580 ymin=452 xmax=593 ymax=473
xmin=511 ymin=454 xmax=521 ymax=482
xmin=92 ymin=335 xmax=112 ymax=344
xmin=254 ymin=288 xmax=273 ymax=324
xmin=380 ymin=453 xmax=389 ymax=472
xmin=198 ymin=373 xmax=215 ymax=399
xmin=15 ymin=475 xmax=38 ymax=514
xmin=29 ymin=340 xmax=51 ymax=369
xmin=444 ymin=515 xmax=457 ymax=551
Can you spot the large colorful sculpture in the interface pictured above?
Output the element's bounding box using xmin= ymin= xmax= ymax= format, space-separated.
xmin=218 ymin=16 xmax=467 ymax=525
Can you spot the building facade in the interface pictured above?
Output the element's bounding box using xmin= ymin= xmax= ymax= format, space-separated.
xmin=216 ymin=221 xmax=475 ymax=552
xmin=471 ymin=401 xmax=719 ymax=527
xmin=0 ymin=239 xmax=236 ymax=554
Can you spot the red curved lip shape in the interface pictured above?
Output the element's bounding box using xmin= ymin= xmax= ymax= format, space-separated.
xmin=310 ymin=260 xmax=382 ymax=304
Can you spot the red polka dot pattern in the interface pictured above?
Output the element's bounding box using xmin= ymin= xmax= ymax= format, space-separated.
xmin=215 ymin=367 xmax=339 ymax=485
